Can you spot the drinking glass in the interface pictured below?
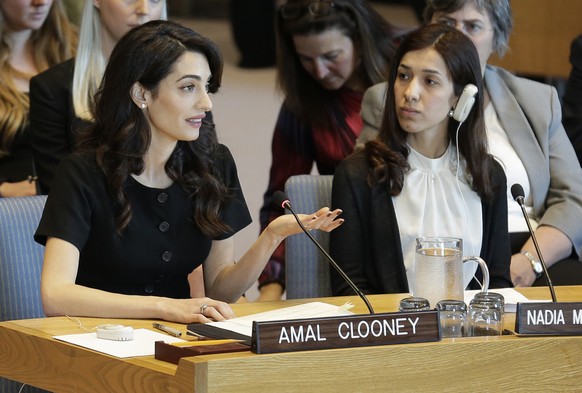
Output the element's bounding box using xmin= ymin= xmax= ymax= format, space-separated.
xmin=399 ymin=296 xmax=431 ymax=312
xmin=437 ymin=299 xmax=467 ymax=338
xmin=468 ymin=296 xmax=503 ymax=336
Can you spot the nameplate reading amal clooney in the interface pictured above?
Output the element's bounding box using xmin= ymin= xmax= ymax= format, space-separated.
xmin=515 ymin=302 xmax=582 ymax=335
xmin=251 ymin=310 xmax=440 ymax=354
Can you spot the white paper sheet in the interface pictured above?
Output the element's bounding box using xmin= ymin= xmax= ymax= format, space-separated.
xmin=54 ymin=328 xmax=185 ymax=358
xmin=204 ymin=301 xmax=354 ymax=338
xmin=464 ymin=288 xmax=550 ymax=312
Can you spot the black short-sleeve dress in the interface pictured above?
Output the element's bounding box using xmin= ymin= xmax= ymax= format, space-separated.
xmin=34 ymin=144 xmax=252 ymax=298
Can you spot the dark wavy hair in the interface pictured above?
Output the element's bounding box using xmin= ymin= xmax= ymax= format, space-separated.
xmin=276 ymin=0 xmax=396 ymax=130
xmin=77 ymin=20 xmax=228 ymax=236
xmin=366 ymin=23 xmax=496 ymax=201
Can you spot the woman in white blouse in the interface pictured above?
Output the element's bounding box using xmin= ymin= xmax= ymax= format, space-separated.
xmin=329 ymin=24 xmax=512 ymax=296
xmin=360 ymin=0 xmax=582 ymax=288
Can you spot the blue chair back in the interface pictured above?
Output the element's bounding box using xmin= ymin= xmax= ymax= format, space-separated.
xmin=0 ymin=195 xmax=48 ymax=393
xmin=284 ymin=175 xmax=333 ymax=299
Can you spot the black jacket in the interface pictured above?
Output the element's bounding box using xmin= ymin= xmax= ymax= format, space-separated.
xmin=330 ymin=151 xmax=512 ymax=296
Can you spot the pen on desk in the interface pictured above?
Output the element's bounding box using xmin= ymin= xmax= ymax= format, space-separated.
xmin=152 ymin=322 xmax=182 ymax=337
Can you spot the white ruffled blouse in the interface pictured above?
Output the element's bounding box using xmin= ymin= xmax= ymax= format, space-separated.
xmin=393 ymin=144 xmax=483 ymax=290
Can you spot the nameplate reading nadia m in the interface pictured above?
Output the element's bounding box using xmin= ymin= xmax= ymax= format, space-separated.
xmin=251 ymin=310 xmax=440 ymax=354
xmin=515 ymin=302 xmax=582 ymax=335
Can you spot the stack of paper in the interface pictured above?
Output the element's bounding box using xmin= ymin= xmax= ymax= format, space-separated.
xmin=188 ymin=301 xmax=354 ymax=341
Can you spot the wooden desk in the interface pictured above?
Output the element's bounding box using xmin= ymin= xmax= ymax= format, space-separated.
xmin=1 ymin=287 xmax=582 ymax=392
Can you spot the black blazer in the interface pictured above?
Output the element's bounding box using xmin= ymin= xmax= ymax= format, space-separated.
xmin=29 ymin=59 xmax=89 ymax=194
xmin=330 ymin=151 xmax=512 ymax=296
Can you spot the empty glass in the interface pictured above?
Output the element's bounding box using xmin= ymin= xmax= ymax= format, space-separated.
xmin=437 ymin=300 xmax=467 ymax=338
xmin=399 ymin=296 xmax=431 ymax=312
xmin=472 ymin=291 xmax=505 ymax=312
xmin=468 ymin=295 xmax=504 ymax=336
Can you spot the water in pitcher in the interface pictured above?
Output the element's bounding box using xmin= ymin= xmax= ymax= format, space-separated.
xmin=414 ymin=247 xmax=464 ymax=308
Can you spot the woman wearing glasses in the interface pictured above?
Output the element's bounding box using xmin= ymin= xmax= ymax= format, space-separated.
xmin=257 ymin=0 xmax=398 ymax=301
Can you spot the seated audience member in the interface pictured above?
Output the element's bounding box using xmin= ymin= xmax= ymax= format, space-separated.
xmin=358 ymin=0 xmax=582 ymax=287
xmin=35 ymin=21 xmax=343 ymax=323
xmin=330 ymin=23 xmax=512 ymax=296
xmin=30 ymin=0 xmax=167 ymax=195
xmin=258 ymin=0 xmax=398 ymax=301
xmin=0 ymin=0 xmax=76 ymax=198
xmin=563 ymin=34 xmax=582 ymax=166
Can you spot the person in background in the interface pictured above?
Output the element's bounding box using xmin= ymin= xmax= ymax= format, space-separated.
xmin=330 ymin=23 xmax=511 ymax=296
xmin=258 ymin=0 xmax=398 ymax=301
xmin=358 ymin=78 xmax=388 ymax=149
xmin=0 ymin=0 xmax=76 ymax=198
xmin=563 ymin=34 xmax=582 ymax=167
xmin=359 ymin=0 xmax=582 ymax=287
xmin=426 ymin=0 xmax=582 ymax=287
xmin=30 ymin=0 xmax=167 ymax=195
xmin=35 ymin=20 xmax=343 ymax=323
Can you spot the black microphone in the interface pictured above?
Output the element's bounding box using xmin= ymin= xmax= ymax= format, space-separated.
xmin=510 ymin=184 xmax=557 ymax=302
xmin=274 ymin=191 xmax=375 ymax=314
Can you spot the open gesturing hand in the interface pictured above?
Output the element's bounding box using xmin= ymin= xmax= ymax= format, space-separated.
xmin=267 ymin=207 xmax=344 ymax=240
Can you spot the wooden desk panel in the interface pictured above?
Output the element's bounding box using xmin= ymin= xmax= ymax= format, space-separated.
xmin=0 ymin=318 xmax=193 ymax=392
xmin=189 ymin=335 xmax=582 ymax=393
xmin=489 ymin=0 xmax=582 ymax=78
xmin=1 ymin=288 xmax=581 ymax=392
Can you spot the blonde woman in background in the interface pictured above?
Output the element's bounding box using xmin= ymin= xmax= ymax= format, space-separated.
xmin=0 ymin=0 xmax=76 ymax=198
xmin=29 ymin=0 xmax=167 ymax=194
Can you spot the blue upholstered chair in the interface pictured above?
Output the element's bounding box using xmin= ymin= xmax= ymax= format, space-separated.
xmin=0 ymin=195 xmax=48 ymax=393
xmin=284 ymin=175 xmax=334 ymax=299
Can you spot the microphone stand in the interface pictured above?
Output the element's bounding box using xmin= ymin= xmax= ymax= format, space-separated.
xmin=284 ymin=202 xmax=375 ymax=314
xmin=516 ymin=197 xmax=557 ymax=302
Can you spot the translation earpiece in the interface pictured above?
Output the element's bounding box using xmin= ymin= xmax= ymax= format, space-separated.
xmin=451 ymin=84 xmax=478 ymax=122
xmin=96 ymin=324 xmax=134 ymax=341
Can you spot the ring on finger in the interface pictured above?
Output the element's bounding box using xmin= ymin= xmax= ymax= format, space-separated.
xmin=200 ymin=304 xmax=208 ymax=316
